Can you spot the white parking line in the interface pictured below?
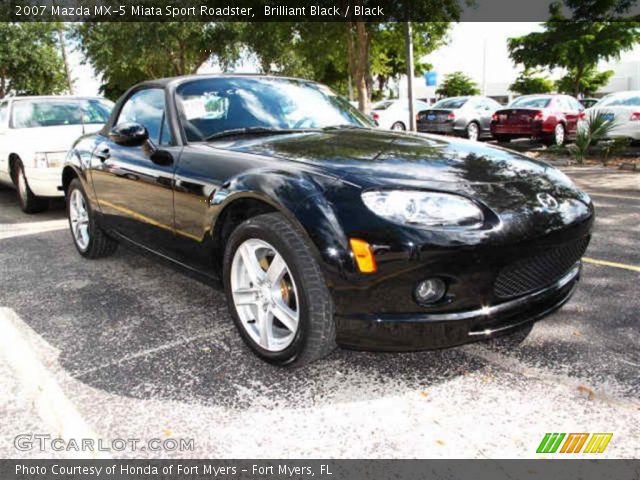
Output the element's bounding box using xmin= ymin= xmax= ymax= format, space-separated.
xmin=0 ymin=307 xmax=111 ymax=459
xmin=0 ymin=220 xmax=68 ymax=240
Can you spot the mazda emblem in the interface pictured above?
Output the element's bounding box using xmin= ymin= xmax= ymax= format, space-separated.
xmin=537 ymin=192 xmax=559 ymax=209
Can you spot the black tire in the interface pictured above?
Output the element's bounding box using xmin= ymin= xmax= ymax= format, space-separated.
xmin=67 ymin=178 xmax=118 ymax=259
xmin=391 ymin=121 xmax=406 ymax=131
xmin=13 ymin=160 xmax=48 ymax=214
xmin=223 ymin=212 xmax=336 ymax=366
xmin=494 ymin=135 xmax=511 ymax=143
xmin=485 ymin=323 xmax=534 ymax=350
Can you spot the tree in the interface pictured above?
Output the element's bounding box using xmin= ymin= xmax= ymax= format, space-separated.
xmin=509 ymin=70 xmax=555 ymax=95
xmin=555 ymin=66 xmax=613 ymax=96
xmin=508 ymin=1 xmax=640 ymax=97
xmin=245 ymin=21 xmax=455 ymax=113
xmin=435 ymin=71 xmax=480 ymax=97
xmin=0 ymin=23 xmax=68 ymax=97
xmin=369 ymin=23 xmax=451 ymax=99
xmin=72 ymin=23 xmax=244 ymax=99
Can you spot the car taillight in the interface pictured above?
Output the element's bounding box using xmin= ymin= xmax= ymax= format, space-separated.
xmin=371 ymin=112 xmax=379 ymax=120
xmin=491 ymin=112 xmax=498 ymax=122
xmin=447 ymin=112 xmax=455 ymax=121
xmin=630 ymin=112 xmax=640 ymax=121
xmin=532 ymin=110 xmax=544 ymax=121
xmin=578 ymin=111 xmax=586 ymax=120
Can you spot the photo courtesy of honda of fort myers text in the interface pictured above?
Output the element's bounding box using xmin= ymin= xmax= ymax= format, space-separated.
xmin=0 ymin=0 xmax=639 ymax=478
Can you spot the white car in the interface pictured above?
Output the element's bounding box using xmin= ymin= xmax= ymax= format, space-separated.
xmin=371 ymin=98 xmax=431 ymax=131
xmin=0 ymin=96 xmax=113 ymax=213
xmin=587 ymin=91 xmax=640 ymax=141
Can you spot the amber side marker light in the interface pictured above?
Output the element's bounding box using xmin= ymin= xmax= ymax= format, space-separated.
xmin=349 ymin=238 xmax=377 ymax=273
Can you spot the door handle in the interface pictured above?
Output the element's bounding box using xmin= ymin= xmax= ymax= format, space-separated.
xmin=96 ymin=147 xmax=110 ymax=162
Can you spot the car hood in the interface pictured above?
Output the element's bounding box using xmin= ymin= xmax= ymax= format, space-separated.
xmin=225 ymin=128 xmax=575 ymax=189
xmin=8 ymin=124 xmax=104 ymax=153
xmin=222 ymin=128 xmax=592 ymax=233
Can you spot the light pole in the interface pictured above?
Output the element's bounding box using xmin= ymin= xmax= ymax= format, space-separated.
xmin=405 ymin=21 xmax=416 ymax=131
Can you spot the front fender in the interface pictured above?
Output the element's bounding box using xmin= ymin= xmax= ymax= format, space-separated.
xmin=211 ymin=169 xmax=355 ymax=280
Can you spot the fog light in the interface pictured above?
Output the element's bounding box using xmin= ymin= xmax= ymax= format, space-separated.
xmin=415 ymin=278 xmax=446 ymax=304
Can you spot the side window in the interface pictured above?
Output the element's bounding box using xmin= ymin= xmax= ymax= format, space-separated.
xmin=0 ymin=102 xmax=8 ymax=127
xmin=117 ymin=89 xmax=171 ymax=145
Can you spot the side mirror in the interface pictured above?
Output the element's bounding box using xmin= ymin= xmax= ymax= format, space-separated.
xmin=109 ymin=122 xmax=148 ymax=147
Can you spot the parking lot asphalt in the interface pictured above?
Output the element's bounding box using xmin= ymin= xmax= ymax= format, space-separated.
xmin=0 ymin=165 xmax=638 ymax=459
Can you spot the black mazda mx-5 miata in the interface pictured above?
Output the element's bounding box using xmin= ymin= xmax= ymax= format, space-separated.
xmin=62 ymin=75 xmax=594 ymax=365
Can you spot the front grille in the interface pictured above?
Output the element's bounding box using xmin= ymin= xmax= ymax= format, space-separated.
xmin=494 ymin=237 xmax=589 ymax=299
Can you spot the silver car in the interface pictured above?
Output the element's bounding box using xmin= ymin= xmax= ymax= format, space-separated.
xmin=417 ymin=96 xmax=502 ymax=141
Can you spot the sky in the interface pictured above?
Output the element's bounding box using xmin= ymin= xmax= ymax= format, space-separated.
xmin=69 ymin=22 xmax=640 ymax=97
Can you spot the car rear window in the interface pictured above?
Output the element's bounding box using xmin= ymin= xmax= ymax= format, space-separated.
xmin=432 ymin=98 xmax=468 ymax=109
xmin=596 ymin=93 xmax=640 ymax=107
xmin=509 ymin=96 xmax=552 ymax=109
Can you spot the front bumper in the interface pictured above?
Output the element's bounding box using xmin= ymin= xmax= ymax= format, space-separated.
xmin=23 ymin=166 xmax=64 ymax=197
xmin=335 ymin=263 xmax=580 ymax=351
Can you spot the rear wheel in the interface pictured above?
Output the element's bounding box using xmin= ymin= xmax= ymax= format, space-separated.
xmin=223 ymin=213 xmax=335 ymax=366
xmin=546 ymin=123 xmax=565 ymax=146
xmin=13 ymin=160 xmax=48 ymax=214
xmin=466 ymin=121 xmax=480 ymax=141
xmin=391 ymin=121 xmax=406 ymax=131
xmin=67 ymin=178 xmax=118 ymax=258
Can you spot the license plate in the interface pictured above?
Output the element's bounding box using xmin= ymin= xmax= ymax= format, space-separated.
xmin=602 ymin=113 xmax=614 ymax=121
xmin=427 ymin=114 xmax=436 ymax=121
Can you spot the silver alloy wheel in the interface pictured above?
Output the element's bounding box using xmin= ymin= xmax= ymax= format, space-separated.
xmin=17 ymin=168 xmax=27 ymax=201
xmin=554 ymin=123 xmax=565 ymax=145
xmin=230 ymin=238 xmax=300 ymax=352
xmin=69 ymin=189 xmax=90 ymax=251
xmin=467 ymin=122 xmax=479 ymax=141
xmin=391 ymin=122 xmax=406 ymax=131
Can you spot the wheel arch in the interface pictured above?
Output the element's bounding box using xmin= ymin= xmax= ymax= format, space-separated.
xmin=208 ymin=177 xmax=338 ymax=277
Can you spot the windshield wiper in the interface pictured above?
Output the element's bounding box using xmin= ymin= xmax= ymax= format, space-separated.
xmin=204 ymin=127 xmax=314 ymax=141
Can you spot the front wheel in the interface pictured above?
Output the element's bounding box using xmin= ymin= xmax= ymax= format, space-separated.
xmin=67 ymin=178 xmax=118 ymax=258
xmin=223 ymin=213 xmax=335 ymax=366
xmin=14 ymin=160 xmax=48 ymax=214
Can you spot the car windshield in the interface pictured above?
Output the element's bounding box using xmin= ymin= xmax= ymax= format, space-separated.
xmin=509 ymin=96 xmax=551 ymax=108
xmin=176 ymin=77 xmax=373 ymax=142
xmin=11 ymin=99 xmax=113 ymax=129
xmin=595 ymin=92 xmax=640 ymax=107
xmin=432 ymin=98 xmax=468 ymax=109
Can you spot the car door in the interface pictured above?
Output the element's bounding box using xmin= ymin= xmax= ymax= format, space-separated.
xmin=559 ymin=96 xmax=581 ymax=135
xmin=478 ymin=98 xmax=500 ymax=132
xmin=90 ymin=88 xmax=181 ymax=252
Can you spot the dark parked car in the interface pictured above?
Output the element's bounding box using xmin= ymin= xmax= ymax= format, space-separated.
xmin=490 ymin=94 xmax=585 ymax=146
xmin=417 ymin=96 xmax=502 ymax=141
xmin=62 ymin=75 xmax=594 ymax=366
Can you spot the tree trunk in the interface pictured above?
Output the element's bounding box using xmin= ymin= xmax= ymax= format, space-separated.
xmin=57 ymin=25 xmax=74 ymax=94
xmin=354 ymin=20 xmax=369 ymax=113
xmin=574 ymin=64 xmax=584 ymax=98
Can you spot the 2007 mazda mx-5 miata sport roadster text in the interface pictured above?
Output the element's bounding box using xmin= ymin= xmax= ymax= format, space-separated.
xmin=63 ymin=75 xmax=594 ymax=366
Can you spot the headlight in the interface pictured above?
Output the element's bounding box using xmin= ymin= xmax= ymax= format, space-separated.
xmin=34 ymin=153 xmax=48 ymax=168
xmin=33 ymin=152 xmax=66 ymax=168
xmin=361 ymin=190 xmax=484 ymax=228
